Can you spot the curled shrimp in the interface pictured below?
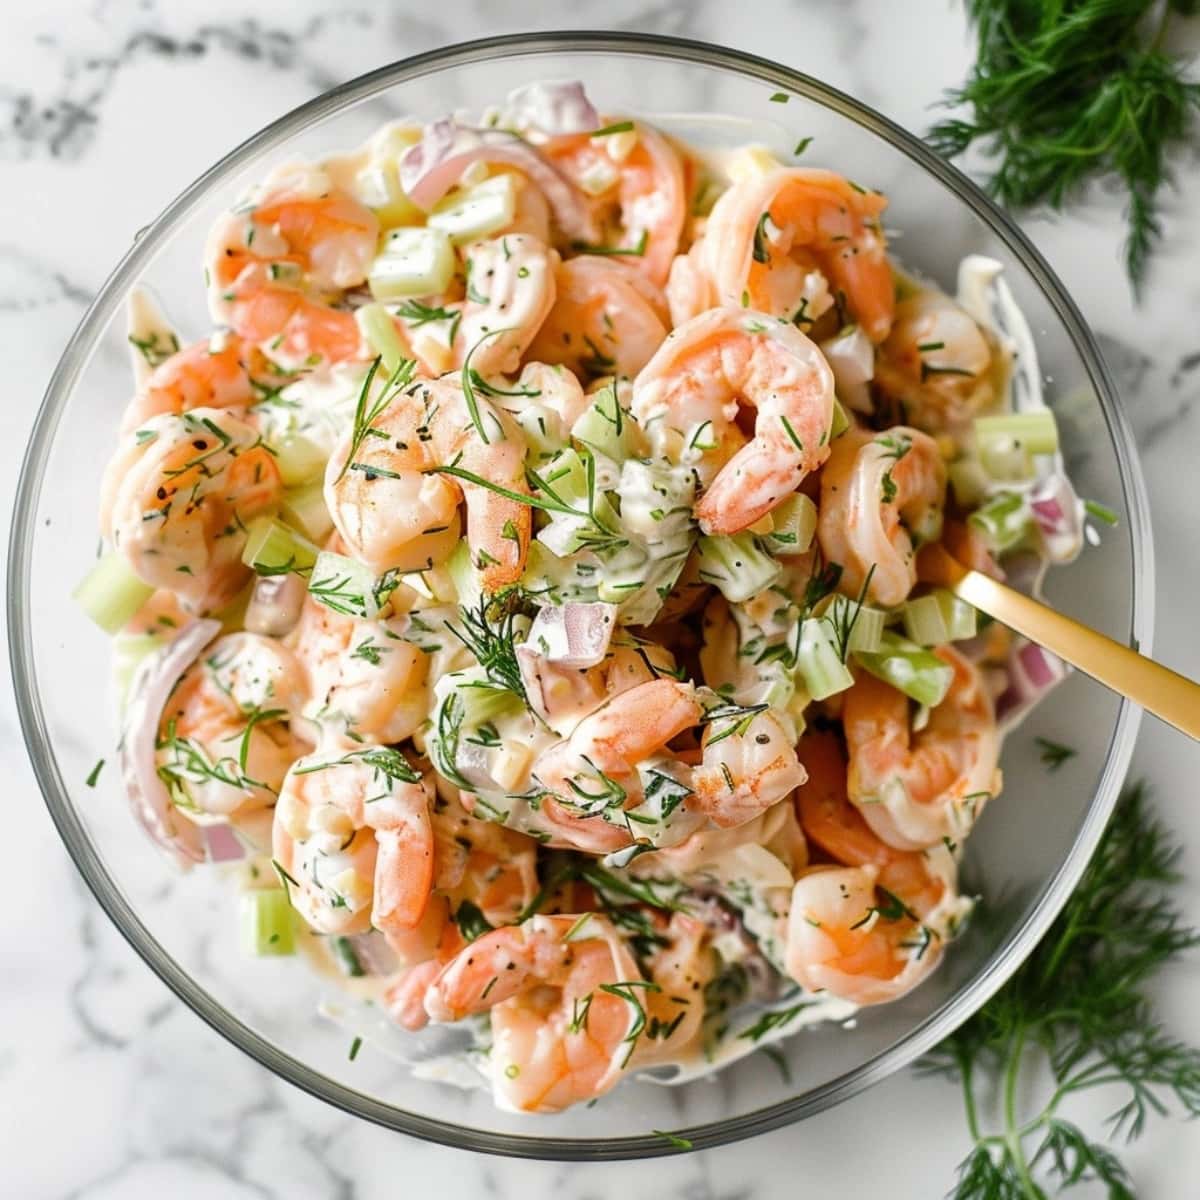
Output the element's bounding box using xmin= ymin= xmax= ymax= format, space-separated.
xmin=273 ymin=747 xmax=435 ymax=937
xmin=155 ymin=632 xmax=309 ymax=819
xmin=691 ymin=709 xmax=807 ymax=829
xmin=843 ymin=646 xmax=1001 ymax=850
xmin=121 ymin=334 xmax=261 ymax=433
xmin=526 ymin=254 xmax=670 ymax=380
xmin=532 ymin=678 xmax=704 ymax=854
xmin=423 ymin=913 xmax=645 ymax=1113
xmin=701 ymin=167 xmax=894 ymax=342
xmin=632 ymin=307 xmax=835 ymax=535
xmin=795 ymin=728 xmax=970 ymax=939
xmin=289 ymin=596 xmax=430 ymax=744
xmin=875 ymin=287 xmax=1003 ymax=433
xmin=101 ymin=407 xmax=282 ymax=613
xmin=453 ymin=234 xmax=557 ymax=376
xmin=817 ymin=425 xmax=947 ymax=606
xmin=325 ymin=372 xmax=531 ymax=589
xmin=543 ymin=120 xmax=687 ymax=287
xmin=629 ymin=912 xmax=714 ymax=1067
xmin=205 ymin=164 xmax=377 ymax=368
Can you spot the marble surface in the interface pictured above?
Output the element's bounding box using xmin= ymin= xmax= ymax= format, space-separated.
xmin=3 ymin=1 xmax=1199 ymax=1196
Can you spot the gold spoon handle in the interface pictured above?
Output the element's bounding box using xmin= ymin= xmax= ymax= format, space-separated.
xmin=921 ymin=546 xmax=1200 ymax=740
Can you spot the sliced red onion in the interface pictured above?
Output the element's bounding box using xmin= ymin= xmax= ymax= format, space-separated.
xmin=1029 ymin=473 xmax=1084 ymax=563
xmin=244 ymin=573 xmax=306 ymax=637
xmin=819 ymin=325 xmax=875 ymax=413
xmin=525 ymin=601 xmax=617 ymax=668
xmin=399 ymin=118 xmax=597 ymax=241
xmin=204 ymin=822 xmax=246 ymax=863
xmin=119 ymin=618 xmax=221 ymax=869
xmin=995 ymin=636 xmax=1069 ymax=728
xmin=503 ymin=80 xmax=600 ymax=136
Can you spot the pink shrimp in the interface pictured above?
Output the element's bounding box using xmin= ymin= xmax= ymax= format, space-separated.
xmin=631 ymin=307 xmax=835 ymax=535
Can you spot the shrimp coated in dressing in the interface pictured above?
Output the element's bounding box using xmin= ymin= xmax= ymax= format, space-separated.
xmin=843 ymin=645 xmax=1001 ymax=850
xmin=632 ymin=307 xmax=836 ymax=535
xmin=817 ymin=425 xmax=947 ymax=607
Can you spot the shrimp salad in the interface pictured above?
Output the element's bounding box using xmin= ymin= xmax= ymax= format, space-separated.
xmin=81 ymin=80 xmax=1099 ymax=1116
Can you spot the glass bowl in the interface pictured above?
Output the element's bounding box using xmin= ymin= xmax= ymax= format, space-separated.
xmin=9 ymin=32 xmax=1151 ymax=1159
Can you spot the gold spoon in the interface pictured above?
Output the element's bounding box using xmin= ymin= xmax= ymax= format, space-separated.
xmin=918 ymin=544 xmax=1200 ymax=740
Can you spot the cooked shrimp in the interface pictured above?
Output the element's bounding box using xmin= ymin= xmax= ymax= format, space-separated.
xmin=875 ymin=287 xmax=1002 ymax=432
xmin=784 ymin=863 xmax=944 ymax=1005
xmin=289 ymin=597 xmax=430 ymax=744
xmin=453 ymin=234 xmax=557 ymax=376
xmin=817 ymin=425 xmax=947 ymax=606
xmin=795 ymin=728 xmax=970 ymax=937
xmin=631 ymin=307 xmax=835 ymax=535
xmin=121 ymin=334 xmax=261 ymax=433
xmin=843 ymin=646 xmax=1001 ymax=850
xmin=325 ymin=371 xmax=531 ymax=589
xmin=156 ymin=632 xmax=309 ymax=818
xmin=533 ymin=678 xmax=704 ymax=853
xmin=701 ymin=167 xmax=894 ymax=342
xmin=665 ymin=241 xmax=718 ymax=328
xmin=423 ymin=913 xmax=645 ymax=1113
xmin=691 ymin=709 xmax=807 ymax=829
xmin=205 ymin=164 xmax=377 ymax=368
xmin=273 ymin=747 xmax=434 ymax=937
xmin=526 ymin=255 xmax=670 ymax=380
xmin=100 ymin=407 xmax=282 ymax=613
xmin=543 ymin=120 xmax=687 ymax=286
xmin=630 ymin=912 xmax=714 ymax=1066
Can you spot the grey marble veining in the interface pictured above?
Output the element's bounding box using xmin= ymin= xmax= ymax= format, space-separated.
xmin=3 ymin=2 xmax=1199 ymax=1197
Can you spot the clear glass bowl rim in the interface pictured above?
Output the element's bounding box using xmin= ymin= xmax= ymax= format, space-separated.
xmin=7 ymin=30 xmax=1152 ymax=1160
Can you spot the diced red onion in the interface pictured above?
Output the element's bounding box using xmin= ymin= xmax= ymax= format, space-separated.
xmin=525 ymin=601 xmax=617 ymax=668
xmin=347 ymin=931 xmax=400 ymax=976
xmin=119 ymin=618 xmax=221 ymax=869
xmin=399 ymin=118 xmax=597 ymax=241
xmin=503 ymin=80 xmax=600 ymax=135
xmin=1029 ymin=473 xmax=1084 ymax=563
xmin=244 ymin=573 xmax=306 ymax=637
xmin=995 ymin=636 xmax=1069 ymax=727
xmin=204 ymin=823 xmax=245 ymax=863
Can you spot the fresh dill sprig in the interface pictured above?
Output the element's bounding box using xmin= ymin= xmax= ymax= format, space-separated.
xmin=336 ymin=355 xmax=417 ymax=482
xmin=446 ymin=592 xmax=529 ymax=700
xmin=924 ymin=782 xmax=1200 ymax=1197
xmin=929 ymin=0 xmax=1200 ymax=293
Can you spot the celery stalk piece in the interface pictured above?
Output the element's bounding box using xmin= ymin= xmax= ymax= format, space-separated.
xmin=427 ymin=174 xmax=517 ymax=243
xmin=307 ymin=551 xmax=398 ymax=619
xmin=947 ymin=457 xmax=991 ymax=509
xmin=241 ymin=517 xmax=320 ymax=577
xmin=968 ymin=491 xmax=1032 ymax=554
xmin=795 ymin=618 xmax=855 ymax=700
xmin=74 ymin=550 xmax=154 ymax=635
xmin=821 ymin=593 xmax=886 ymax=653
xmin=281 ymin=482 xmax=334 ymax=544
xmin=241 ymin=888 xmax=296 ymax=956
xmin=855 ymin=630 xmax=955 ymax=707
xmin=695 ymin=532 xmax=782 ymax=603
xmin=978 ymin=434 xmax=1035 ymax=482
xmin=272 ymin=431 xmax=328 ymax=487
xmin=975 ymin=410 xmax=1059 ymax=456
xmin=368 ymin=227 xmax=455 ymax=300
xmin=765 ymin=493 xmax=817 ymax=555
xmin=356 ymin=302 xmax=408 ymax=373
xmin=571 ymin=382 xmax=638 ymax=463
xmin=829 ymin=398 xmax=851 ymax=440
xmin=445 ymin=541 xmax=483 ymax=611
xmin=901 ymin=593 xmax=950 ymax=647
xmin=456 ymin=681 xmax=524 ymax=729
xmin=936 ymin=590 xmax=977 ymax=641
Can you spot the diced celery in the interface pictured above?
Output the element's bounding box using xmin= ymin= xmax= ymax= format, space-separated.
xmin=537 ymin=448 xmax=590 ymax=509
xmin=822 ymin=594 xmax=886 ymax=653
xmin=765 ymin=493 xmax=817 ymax=555
xmin=307 ymin=551 xmax=397 ymax=619
xmin=937 ymin=590 xmax=977 ymax=641
xmin=901 ymin=593 xmax=950 ymax=646
xmin=427 ymin=174 xmax=517 ymax=243
xmin=978 ymin=433 xmax=1034 ymax=482
xmin=355 ymin=302 xmax=408 ymax=373
xmin=514 ymin=401 xmax=566 ymax=460
xmin=975 ymin=410 xmax=1059 ymax=456
xmin=968 ymin=492 xmax=1031 ymax=554
xmin=445 ymin=541 xmax=483 ymax=611
xmin=947 ymin=457 xmax=990 ymax=509
xmin=281 ymin=482 xmax=334 ymax=544
xmin=369 ymin=227 xmax=454 ymax=300
xmin=241 ymin=888 xmax=296 ymax=956
xmin=272 ymin=431 xmax=327 ymax=487
xmin=795 ymin=618 xmax=854 ymax=700
xmin=457 ymin=681 xmax=524 ymax=728
xmin=830 ymin=398 xmax=851 ymax=440
xmin=518 ymin=542 xmax=598 ymax=606
xmin=695 ymin=533 xmax=782 ymax=604
xmin=241 ymin=517 xmax=319 ymax=577
xmin=571 ymin=382 xmax=638 ymax=463
xmin=74 ymin=551 xmax=154 ymax=635
xmin=855 ymin=631 xmax=954 ymax=707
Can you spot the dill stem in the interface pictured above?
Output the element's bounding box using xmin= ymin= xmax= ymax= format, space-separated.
xmin=958 ymin=1048 xmax=983 ymax=1142
xmin=1150 ymin=1 xmax=1173 ymax=53
xmin=1003 ymin=1027 xmax=1044 ymax=1200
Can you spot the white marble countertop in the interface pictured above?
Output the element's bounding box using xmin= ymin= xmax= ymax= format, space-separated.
xmin=3 ymin=2 xmax=1198 ymax=1196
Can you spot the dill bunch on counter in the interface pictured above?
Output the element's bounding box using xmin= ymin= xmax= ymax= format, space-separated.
xmin=925 ymin=783 xmax=1200 ymax=1196
xmin=929 ymin=0 xmax=1200 ymax=294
